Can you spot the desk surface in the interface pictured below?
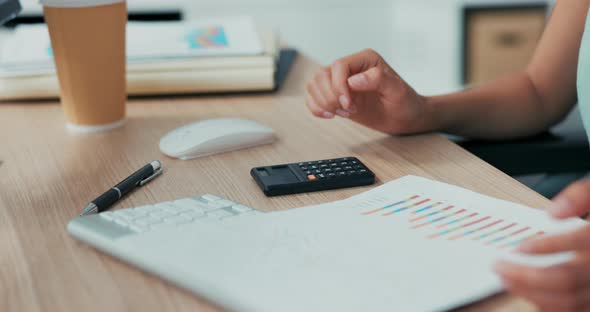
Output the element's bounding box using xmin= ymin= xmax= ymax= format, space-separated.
xmin=1 ymin=55 xmax=542 ymax=311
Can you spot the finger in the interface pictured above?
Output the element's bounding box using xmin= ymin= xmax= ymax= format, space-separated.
xmin=305 ymin=92 xmax=333 ymax=119
xmin=348 ymin=67 xmax=386 ymax=92
xmin=314 ymin=68 xmax=347 ymax=117
xmin=333 ymin=48 xmax=383 ymax=77
xmin=547 ymin=180 xmax=590 ymax=219
xmin=518 ymin=225 xmax=590 ymax=254
xmin=503 ymin=282 xmax=579 ymax=312
xmin=307 ymin=81 xmax=329 ymax=112
xmin=331 ymin=59 xmax=354 ymax=112
xmin=494 ymin=261 xmax=582 ymax=292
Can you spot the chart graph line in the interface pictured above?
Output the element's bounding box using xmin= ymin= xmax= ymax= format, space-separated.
xmin=449 ymin=219 xmax=503 ymax=241
xmin=362 ymin=195 xmax=420 ymax=215
xmin=382 ymin=199 xmax=431 ymax=216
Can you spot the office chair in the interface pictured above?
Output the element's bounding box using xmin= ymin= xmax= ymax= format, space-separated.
xmin=457 ymin=106 xmax=590 ymax=199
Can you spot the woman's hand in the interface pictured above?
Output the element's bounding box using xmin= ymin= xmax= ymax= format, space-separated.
xmin=494 ymin=179 xmax=590 ymax=312
xmin=305 ymin=49 xmax=438 ymax=135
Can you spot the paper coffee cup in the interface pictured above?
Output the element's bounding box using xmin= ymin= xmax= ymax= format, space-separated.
xmin=42 ymin=0 xmax=127 ymax=133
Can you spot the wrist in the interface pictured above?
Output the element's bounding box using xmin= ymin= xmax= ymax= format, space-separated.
xmin=422 ymin=95 xmax=448 ymax=133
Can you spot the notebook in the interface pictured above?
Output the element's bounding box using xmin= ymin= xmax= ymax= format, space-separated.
xmin=0 ymin=17 xmax=279 ymax=100
xmin=68 ymin=175 xmax=586 ymax=312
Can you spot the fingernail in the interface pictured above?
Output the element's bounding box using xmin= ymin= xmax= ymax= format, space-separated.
xmin=348 ymin=73 xmax=368 ymax=88
xmin=547 ymin=197 xmax=571 ymax=217
xmin=322 ymin=111 xmax=335 ymax=119
xmin=336 ymin=109 xmax=350 ymax=118
xmin=339 ymin=95 xmax=350 ymax=109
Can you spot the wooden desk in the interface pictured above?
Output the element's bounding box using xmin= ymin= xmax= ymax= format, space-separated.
xmin=1 ymin=55 xmax=541 ymax=311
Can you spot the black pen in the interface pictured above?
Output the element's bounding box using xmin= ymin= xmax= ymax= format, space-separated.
xmin=80 ymin=160 xmax=163 ymax=216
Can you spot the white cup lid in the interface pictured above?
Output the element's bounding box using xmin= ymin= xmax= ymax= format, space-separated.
xmin=40 ymin=0 xmax=124 ymax=8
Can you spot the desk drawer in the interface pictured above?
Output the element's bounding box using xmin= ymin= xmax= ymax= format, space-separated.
xmin=464 ymin=7 xmax=546 ymax=85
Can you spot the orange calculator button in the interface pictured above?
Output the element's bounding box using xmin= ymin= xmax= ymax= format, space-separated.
xmin=307 ymin=175 xmax=317 ymax=181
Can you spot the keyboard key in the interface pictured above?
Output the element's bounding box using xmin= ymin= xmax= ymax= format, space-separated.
xmin=163 ymin=215 xmax=192 ymax=225
xmin=150 ymin=210 xmax=174 ymax=219
xmin=135 ymin=216 xmax=161 ymax=226
xmin=318 ymin=174 xmax=326 ymax=179
xmin=114 ymin=218 xmax=130 ymax=227
xmin=149 ymin=223 xmax=178 ymax=230
xmin=173 ymin=198 xmax=201 ymax=210
xmin=307 ymin=174 xmax=317 ymax=181
xmin=231 ymin=204 xmax=252 ymax=213
xmin=201 ymin=194 xmax=222 ymax=202
xmin=207 ymin=200 xmax=235 ymax=209
xmin=327 ymin=173 xmax=336 ymax=178
xmin=179 ymin=211 xmax=206 ymax=220
xmin=206 ymin=210 xmax=234 ymax=219
xmin=134 ymin=205 xmax=157 ymax=213
xmin=99 ymin=211 xmax=115 ymax=221
xmin=129 ymin=224 xmax=150 ymax=233
xmin=154 ymin=201 xmax=178 ymax=212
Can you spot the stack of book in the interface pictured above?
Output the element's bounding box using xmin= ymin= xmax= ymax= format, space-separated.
xmin=0 ymin=17 xmax=279 ymax=100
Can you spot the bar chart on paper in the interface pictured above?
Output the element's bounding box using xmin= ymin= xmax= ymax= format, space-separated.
xmin=360 ymin=194 xmax=546 ymax=249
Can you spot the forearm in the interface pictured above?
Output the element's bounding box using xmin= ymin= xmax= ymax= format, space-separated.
xmin=426 ymin=71 xmax=574 ymax=140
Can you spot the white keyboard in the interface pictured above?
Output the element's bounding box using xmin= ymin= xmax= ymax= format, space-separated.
xmin=89 ymin=194 xmax=262 ymax=235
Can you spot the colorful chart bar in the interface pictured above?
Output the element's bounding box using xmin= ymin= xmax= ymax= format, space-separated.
xmin=449 ymin=219 xmax=503 ymax=241
xmin=487 ymin=226 xmax=531 ymax=245
xmin=412 ymin=209 xmax=466 ymax=229
xmin=428 ymin=216 xmax=491 ymax=239
xmin=382 ymin=199 xmax=431 ymax=216
xmin=473 ymin=222 xmax=517 ymax=241
xmin=413 ymin=202 xmax=443 ymax=214
xmin=500 ymin=231 xmax=545 ymax=249
xmin=436 ymin=212 xmax=479 ymax=229
xmin=362 ymin=195 xmax=420 ymax=215
xmin=410 ymin=205 xmax=455 ymax=222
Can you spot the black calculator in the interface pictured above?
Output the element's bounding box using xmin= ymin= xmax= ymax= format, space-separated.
xmin=250 ymin=157 xmax=376 ymax=196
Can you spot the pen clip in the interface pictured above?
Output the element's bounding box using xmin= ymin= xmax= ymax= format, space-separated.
xmin=138 ymin=167 xmax=163 ymax=186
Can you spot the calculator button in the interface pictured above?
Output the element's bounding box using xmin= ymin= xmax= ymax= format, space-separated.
xmin=340 ymin=162 xmax=348 ymax=166
xmin=318 ymin=174 xmax=326 ymax=179
xmin=305 ymin=170 xmax=312 ymax=175
xmin=334 ymin=167 xmax=342 ymax=171
xmin=307 ymin=175 xmax=317 ymax=181
xmin=310 ymin=165 xmax=318 ymax=169
xmin=324 ymin=168 xmax=332 ymax=173
xmin=337 ymin=172 xmax=347 ymax=176
xmin=330 ymin=163 xmax=338 ymax=167
xmin=314 ymin=169 xmax=321 ymax=174
xmin=300 ymin=166 xmax=308 ymax=170
xmin=320 ymin=164 xmax=328 ymax=168
xmin=359 ymin=169 xmax=368 ymax=174
xmin=344 ymin=166 xmax=353 ymax=170
xmin=354 ymin=165 xmax=363 ymax=169
xmin=327 ymin=173 xmax=336 ymax=178
xmin=348 ymin=170 xmax=357 ymax=175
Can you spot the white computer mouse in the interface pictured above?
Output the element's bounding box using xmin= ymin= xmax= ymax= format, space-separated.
xmin=159 ymin=118 xmax=276 ymax=160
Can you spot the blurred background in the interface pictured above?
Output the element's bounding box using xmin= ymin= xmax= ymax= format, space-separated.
xmin=11 ymin=0 xmax=554 ymax=95
xmin=7 ymin=0 xmax=589 ymax=197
